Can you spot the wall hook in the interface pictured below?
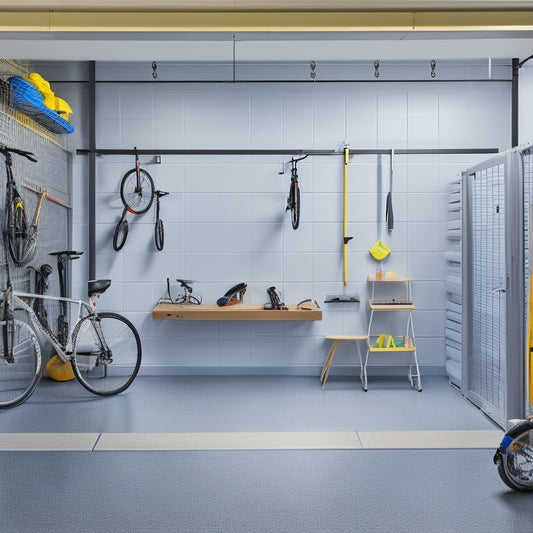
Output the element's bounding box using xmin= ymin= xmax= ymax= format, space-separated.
xmin=430 ymin=60 xmax=436 ymax=78
xmin=310 ymin=60 xmax=317 ymax=80
xmin=374 ymin=60 xmax=380 ymax=78
xmin=152 ymin=61 xmax=158 ymax=79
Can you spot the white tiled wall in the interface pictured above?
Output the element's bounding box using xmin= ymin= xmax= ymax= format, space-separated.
xmin=67 ymin=80 xmax=510 ymax=376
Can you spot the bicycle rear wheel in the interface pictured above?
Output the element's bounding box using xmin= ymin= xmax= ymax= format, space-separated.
xmin=0 ymin=318 xmax=41 ymax=410
xmin=120 ymin=168 xmax=154 ymax=215
xmin=496 ymin=420 xmax=533 ymax=491
xmin=72 ymin=312 xmax=142 ymax=396
xmin=113 ymin=219 xmax=128 ymax=251
xmin=290 ymin=181 xmax=300 ymax=230
xmin=154 ymin=218 xmax=164 ymax=251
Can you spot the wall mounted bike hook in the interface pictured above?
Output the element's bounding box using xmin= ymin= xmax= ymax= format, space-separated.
xmin=430 ymin=60 xmax=437 ymax=78
xmin=310 ymin=60 xmax=317 ymax=80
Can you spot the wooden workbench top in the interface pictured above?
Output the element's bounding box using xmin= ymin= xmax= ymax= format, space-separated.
xmin=152 ymin=303 xmax=322 ymax=321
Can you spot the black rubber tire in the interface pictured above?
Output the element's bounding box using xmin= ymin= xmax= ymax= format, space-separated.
xmin=291 ymin=181 xmax=300 ymax=230
xmin=154 ymin=218 xmax=164 ymax=251
xmin=120 ymin=168 xmax=155 ymax=215
xmin=0 ymin=319 xmax=41 ymax=410
xmin=71 ymin=312 xmax=142 ymax=396
xmin=496 ymin=420 xmax=533 ymax=491
xmin=113 ymin=219 xmax=128 ymax=251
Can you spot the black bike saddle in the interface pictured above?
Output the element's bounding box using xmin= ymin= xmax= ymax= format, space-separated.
xmin=88 ymin=279 xmax=112 ymax=297
xmin=50 ymin=250 xmax=84 ymax=260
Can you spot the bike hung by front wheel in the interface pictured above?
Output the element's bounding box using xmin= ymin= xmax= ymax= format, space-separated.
xmin=494 ymin=419 xmax=533 ymax=491
xmin=0 ymin=318 xmax=41 ymax=409
xmin=71 ymin=312 xmax=142 ymax=396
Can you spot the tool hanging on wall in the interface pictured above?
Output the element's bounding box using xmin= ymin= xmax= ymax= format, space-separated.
xmin=23 ymin=183 xmax=71 ymax=209
xmin=343 ymin=145 xmax=353 ymax=286
xmin=386 ymin=148 xmax=394 ymax=231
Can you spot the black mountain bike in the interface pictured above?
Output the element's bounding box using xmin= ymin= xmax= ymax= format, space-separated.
xmin=285 ymin=154 xmax=308 ymax=230
xmin=0 ymin=144 xmax=44 ymax=266
xmin=154 ymin=190 xmax=169 ymax=251
xmin=120 ymin=148 xmax=155 ymax=215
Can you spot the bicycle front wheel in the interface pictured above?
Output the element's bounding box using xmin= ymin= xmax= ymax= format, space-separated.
xmin=496 ymin=420 xmax=533 ymax=491
xmin=0 ymin=319 xmax=41 ymax=410
xmin=120 ymin=168 xmax=154 ymax=215
xmin=72 ymin=312 xmax=142 ymax=396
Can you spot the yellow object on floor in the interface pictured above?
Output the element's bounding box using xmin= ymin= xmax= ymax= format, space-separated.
xmin=46 ymin=354 xmax=74 ymax=382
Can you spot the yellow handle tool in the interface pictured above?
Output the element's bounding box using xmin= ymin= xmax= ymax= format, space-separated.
xmin=343 ymin=146 xmax=352 ymax=286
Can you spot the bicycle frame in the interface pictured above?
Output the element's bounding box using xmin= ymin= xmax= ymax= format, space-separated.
xmin=12 ymin=290 xmax=94 ymax=362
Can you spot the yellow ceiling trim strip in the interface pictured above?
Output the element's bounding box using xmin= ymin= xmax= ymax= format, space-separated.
xmin=0 ymin=11 xmax=532 ymax=32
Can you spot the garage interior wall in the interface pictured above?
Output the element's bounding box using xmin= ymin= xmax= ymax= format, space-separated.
xmin=35 ymin=61 xmax=512 ymax=377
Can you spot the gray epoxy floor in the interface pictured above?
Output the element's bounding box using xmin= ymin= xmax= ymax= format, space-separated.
xmin=2 ymin=374 xmax=526 ymax=533
xmin=0 ymin=375 xmax=498 ymax=433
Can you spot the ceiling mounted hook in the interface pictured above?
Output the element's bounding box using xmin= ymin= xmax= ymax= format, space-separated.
xmin=374 ymin=60 xmax=380 ymax=78
xmin=152 ymin=61 xmax=158 ymax=79
xmin=310 ymin=60 xmax=317 ymax=80
xmin=430 ymin=60 xmax=436 ymax=78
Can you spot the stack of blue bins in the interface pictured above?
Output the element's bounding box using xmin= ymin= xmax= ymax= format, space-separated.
xmin=9 ymin=76 xmax=74 ymax=134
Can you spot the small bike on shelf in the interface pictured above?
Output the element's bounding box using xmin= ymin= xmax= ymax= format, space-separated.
xmin=158 ymin=278 xmax=202 ymax=305
xmin=494 ymin=417 xmax=533 ymax=491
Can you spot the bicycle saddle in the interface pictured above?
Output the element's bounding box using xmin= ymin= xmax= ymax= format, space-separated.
xmin=50 ymin=250 xmax=84 ymax=261
xmin=217 ymin=282 xmax=247 ymax=307
xmin=88 ymin=279 xmax=112 ymax=297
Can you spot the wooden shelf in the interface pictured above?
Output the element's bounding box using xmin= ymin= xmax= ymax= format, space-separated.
xmin=367 ymin=276 xmax=411 ymax=282
xmin=152 ymin=303 xmax=322 ymax=321
xmin=368 ymin=302 xmax=415 ymax=311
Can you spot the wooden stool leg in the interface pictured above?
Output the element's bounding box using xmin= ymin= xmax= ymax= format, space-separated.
xmin=320 ymin=340 xmax=342 ymax=388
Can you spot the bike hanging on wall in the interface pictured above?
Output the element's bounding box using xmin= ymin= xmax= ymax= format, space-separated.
xmin=120 ymin=147 xmax=155 ymax=215
xmin=0 ymin=144 xmax=46 ymax=266
xmin=154 ymin=190 xmax=169 ymax=251
xmin=284 ymin=154 xmax=308 ymax=230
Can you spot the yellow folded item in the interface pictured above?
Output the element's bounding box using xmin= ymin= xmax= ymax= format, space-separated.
xmin=26 ymin=72 xmax=74 ymax=122
xmin=46 ymin=354 xmax=75 ymax=382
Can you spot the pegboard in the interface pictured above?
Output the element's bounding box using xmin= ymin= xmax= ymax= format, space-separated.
xmin=0 ymin=65 xmax=71 ymax=359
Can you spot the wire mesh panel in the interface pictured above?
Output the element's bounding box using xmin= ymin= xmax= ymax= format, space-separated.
xmin=0 ymin=62 xmax=71 ymax=362
xmin=467 ymin=161 xmax=507 ymax=424
xmin=522 ymin=147 xmax=533 ymax=416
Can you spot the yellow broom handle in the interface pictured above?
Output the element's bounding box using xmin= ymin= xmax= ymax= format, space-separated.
xmin=343 ymin=146 xmax=349 ymax=286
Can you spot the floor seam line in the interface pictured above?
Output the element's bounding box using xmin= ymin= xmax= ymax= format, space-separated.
xmin=92 ymin=433 xmax=103 ymax=452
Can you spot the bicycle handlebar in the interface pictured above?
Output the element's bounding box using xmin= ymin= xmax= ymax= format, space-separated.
xmin=0 ymin=144 xmax=37 ymax=163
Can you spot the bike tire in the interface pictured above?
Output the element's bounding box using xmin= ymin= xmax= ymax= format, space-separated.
xmin=120 ymin=168 xmax=155 ymax=215
xmin=154 ymin=218 xmax=164 ymax=251
xmin=71 ymin=312 xmax=142 ymax=396
xmin=290 ymin=181 xmax=300 ymax=230
xmin=113 ymin=219 xmax=129 ymax=251
xmin=495 ymin=420 xmax=533 ymax=491
xmin=0 ymin=318 xmax=41 ymax=410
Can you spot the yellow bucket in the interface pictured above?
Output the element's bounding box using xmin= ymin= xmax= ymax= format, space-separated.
xmin=369 ymin=240 xmax=391 ymax=261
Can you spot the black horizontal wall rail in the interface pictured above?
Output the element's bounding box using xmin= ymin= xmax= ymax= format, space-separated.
xmin=77 ymin=147 xmax=498 ymax=157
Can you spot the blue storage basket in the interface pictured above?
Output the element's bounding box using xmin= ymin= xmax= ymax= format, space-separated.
xmin=9 ymin=76 xmax=74 ymax=134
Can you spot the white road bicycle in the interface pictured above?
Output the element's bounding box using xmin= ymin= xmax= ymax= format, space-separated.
xmin=0 ymin=278 xmax=142 ymax=410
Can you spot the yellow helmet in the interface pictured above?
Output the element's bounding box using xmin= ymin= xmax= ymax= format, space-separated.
xmin=46 ymin=354 xmax=75 ymax=381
